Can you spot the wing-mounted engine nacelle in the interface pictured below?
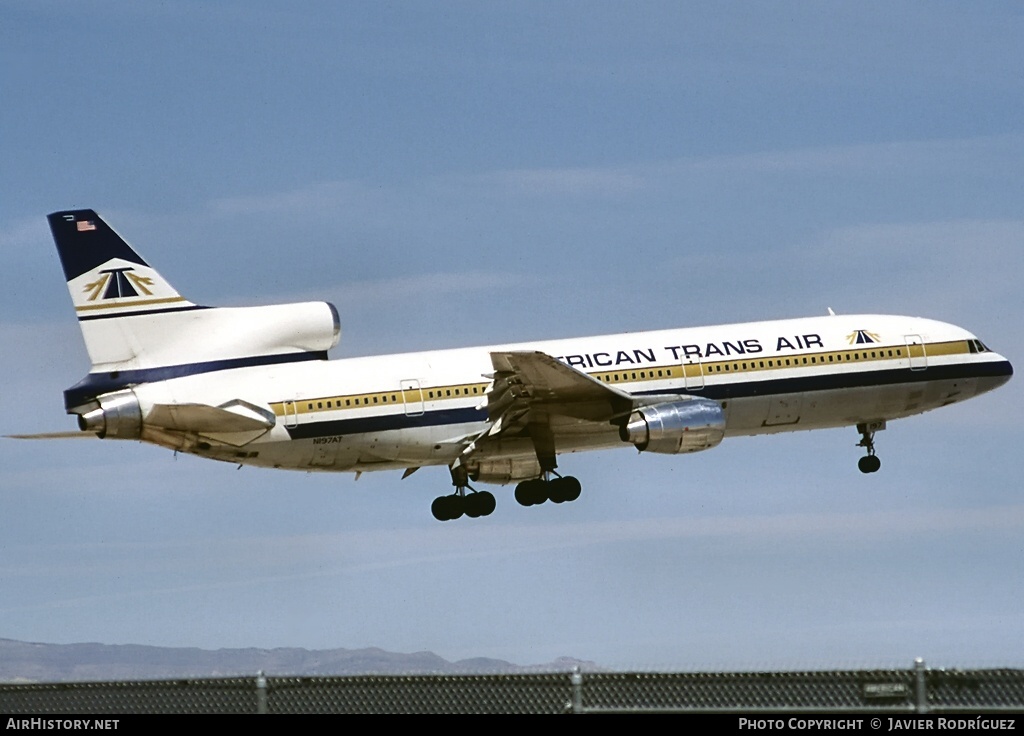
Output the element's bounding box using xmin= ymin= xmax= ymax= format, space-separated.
xmin=77 ymin=389 xmax=142 ymax=439
xmin=620 ymin=399 xmax=725 ymax=454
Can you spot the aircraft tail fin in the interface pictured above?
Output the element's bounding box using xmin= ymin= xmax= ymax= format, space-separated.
xmin=48 ymin=210 xmax=196 ymax=320
xmin=48 ymin=210 xmax=340 ymax=412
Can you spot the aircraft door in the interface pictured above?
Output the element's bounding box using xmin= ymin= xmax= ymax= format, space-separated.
xmin=401 ymin=379 xmax=425 ymax=416
xmin=683 ymin=358 xmax=705 ymax=391
xmin=904 ymin=334 xmax=928 ymax=371
xmin=282 ymin=399 xmax=299 ymax=428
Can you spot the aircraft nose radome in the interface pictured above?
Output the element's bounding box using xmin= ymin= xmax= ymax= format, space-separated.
xmin=982 ymin=355 xmax=1013 ymax=394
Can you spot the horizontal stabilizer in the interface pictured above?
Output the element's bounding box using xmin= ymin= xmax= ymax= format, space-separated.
xmin=6 ymin=431 xmax=99 ymax=440
xmin=146 ymin=399 xmax=275 ymax=433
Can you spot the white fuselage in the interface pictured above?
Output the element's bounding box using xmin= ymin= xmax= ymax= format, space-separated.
xmin=127 ymin=313 xmax=1012 ymax=483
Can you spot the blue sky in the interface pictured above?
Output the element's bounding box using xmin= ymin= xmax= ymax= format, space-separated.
xmin=1 ymin=2 xmax=1022 ymax=671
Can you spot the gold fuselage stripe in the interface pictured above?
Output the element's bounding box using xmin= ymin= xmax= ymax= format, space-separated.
xmin=270 ymin=340 xmax=972 ymax=417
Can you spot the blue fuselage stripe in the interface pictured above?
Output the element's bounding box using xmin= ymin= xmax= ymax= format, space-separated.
xmin=285 ymin=407 xmax=485 ymax=439
xmin=63 ymin=352 xmax=329 ymax=409
xmin=660 ymin=358 xmax=1012 ymax=401
xmin=281 ymin=359 xmax=1012 ymax=440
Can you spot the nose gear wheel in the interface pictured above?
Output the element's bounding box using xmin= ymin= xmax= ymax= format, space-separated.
xmin=856 ymin=422 xmax=882 ymax=474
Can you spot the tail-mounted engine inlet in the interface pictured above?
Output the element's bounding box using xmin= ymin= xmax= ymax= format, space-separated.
xmin=76 ymin=389 xmax=142 ymax=439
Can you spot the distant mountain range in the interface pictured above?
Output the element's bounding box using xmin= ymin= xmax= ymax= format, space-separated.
xmin=0 ymin=638 xmax=599 ymax=683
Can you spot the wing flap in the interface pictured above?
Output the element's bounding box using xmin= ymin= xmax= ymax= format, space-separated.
xmin=456 ymin=350 xmax=637 ymax=473
xmin=488 ymin=350 xmax=633 ymax=423
xmin=146 ymin=399 xmax=275 ymax=433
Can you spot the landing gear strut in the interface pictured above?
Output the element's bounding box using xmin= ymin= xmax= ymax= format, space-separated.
xmin=856 ymin=422 xmax=883 ymax=474
xmin=514 ymin=471 xmax=582 ymax=507
xmin=512 ymin=420 xmax=583 ymax=507
xmin=432 ymin=465 xmax=496 ymax=522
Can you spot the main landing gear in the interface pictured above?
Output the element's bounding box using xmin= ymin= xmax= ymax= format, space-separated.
xmin=432 ymin=464 xmax=496 ymax=522
xmin=856 ymin=422 xmax=883 ymax=474
xmin=514 ymin=421 xmax=582 ymax=507
xmin=431 ymin=466 xmax=583 ymax=521
xmin=433 ymin=421 xmax=583 ymax=520
xmin=514 ymin=472 xmax=582 ymax=507
xmin=431 ymin=489 xmax=496 ymax=521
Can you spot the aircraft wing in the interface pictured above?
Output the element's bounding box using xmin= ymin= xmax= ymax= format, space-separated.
xmin=486 ymin=350 xmax=634 ymax=431
xmin=144 ymin=399 xmax=276 ymax=448
xmin=145 ymin=400 xmax=275 ymax=433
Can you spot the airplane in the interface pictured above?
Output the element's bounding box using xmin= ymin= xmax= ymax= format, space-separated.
xmin=14 ymin=209 xmax=1013 ymax=521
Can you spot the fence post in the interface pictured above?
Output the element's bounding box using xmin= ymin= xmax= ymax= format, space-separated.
xmin=568 ymin=666 xmax=583 ymax=714
xmin=256 ymin=670 xmax=268 ymax=714
xmin=913 ymin=658 xmax=928 ymax=714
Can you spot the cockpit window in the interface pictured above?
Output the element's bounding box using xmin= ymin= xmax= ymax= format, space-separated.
xmin=968 ymin=339 xmax=991 ymax=354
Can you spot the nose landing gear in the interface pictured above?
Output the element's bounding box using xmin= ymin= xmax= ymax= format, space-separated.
xmin=856 ymin=421 xmax=884 ymax=474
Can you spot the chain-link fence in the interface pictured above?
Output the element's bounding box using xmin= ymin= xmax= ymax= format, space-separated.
xmin=2 ymin=661 xmax=1022 ymax=714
